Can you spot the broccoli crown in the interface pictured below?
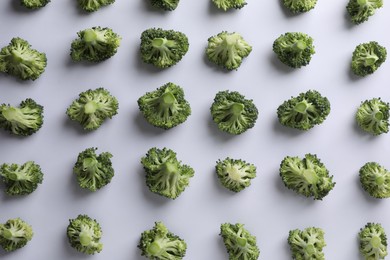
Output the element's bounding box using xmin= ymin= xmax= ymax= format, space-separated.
xmin=283 ymin=0 xmax=317 ymax=13
xmin=0 ymin=37 xmax=47 ymax=81
xmin=66 ymin=88 xmax=118 ymax=131
xmin=216 ymin=158 xmax=257 ymax=192
xmin=78 ymin=0 xmax=115 ymax=12
xmin=150 ymin=0 xmax=180 ymax=11
xmin=137 ymin=82 xmax=191 ymax=130
xmin=0 ymin=218 xmax=33 ymax=252
xmin=67 ymin=214 xmax=103 ymax=255
xmin=220 ymin=223 xmax=260 ymax=260
xmin=21 ymin=0 xmax=50 ymax=9
xmin=356 ymin=98 xmax=389 ymax=135
xmin=359 ymin=162 xmax=390 ymax=199
xmin=206 ymin=31 xmax=252 ymax=71
xmin=288 ymin=227 xmax=326 ymax=260
xmin=0 ymin=98 xmax=44 ymax=136
xmin=359 ymin=223 xmax=388 ymax=260
xmin=141 ymin=147 xmax=194 ymax=199
xmin=347 ymin=0 xmax=383 ymax=25
xmin=70 ymin=27 xmax=121 ymax=62
xmin=212 ymin=0 xmax=247 ymax=11
xmin=138 ymin=222 xmax=187 ymax=259
xmin=351 ymin=41 xmax=387 ymax=77
xmin=273 ymin=32 xmax=315 ymax=68
xmin=73 ymin=147 xmax=114 ymax=192
xmin=279 ymin=154 xmax=335 ymax=200
xmin=210 ymin=90 xmax=258 ymax=135
xmin=277 ymin=90 xmax=331 ymax=131
xmin=140 ymin=28 xmax=189 ymax=69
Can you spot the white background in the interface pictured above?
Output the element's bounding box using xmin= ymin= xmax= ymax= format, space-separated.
xmin=1 ymin=0 xmax=390 ymax=259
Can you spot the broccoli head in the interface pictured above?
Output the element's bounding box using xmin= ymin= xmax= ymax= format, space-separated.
xmin=212 ymin=0 xmax=247 ymax=11
xmin=140 ymin=28 xmax=189 ymax=69
xmin=211 ymin=90 xmax=258 ymax=135
xmin=277 ymin=90 xmax=331 ymax=131
xmin=206 ymin=31 xmax=252 ymax=71
xmin=220 ymin=223 xmax=260 ymax=260
xmin=279 ymin=154 xmax=335 ymax=200
xmin=141 ymin=147 xmax=194 ymax=199
xmin=66 ymin=88 xmax=118 ymax=131
xmin=359 ymin=162 xmax=390 ymax=199
xmin=216 ymin=158 xmax=257 ymax=192
xmin=347 ymin=0 xmax=383 ymax=25
xmin=356 ymin=98 xmax=389 ymax=135
xmin=359 ymin=223 xmax=388 ymax=260
xmin=149 ymin=0 xmax=180 ymax=11
xmin=0 ymin=218 xmax=33 ymax=252
xmin=21 ymin=0 xmax=50 ymax=9
xmin=0 ymin=98 xmax=44 ymax=136
xmin=0 ymin=37 xmax=47 ymax=81
xmin=78 ymin=0 xmax=115 ymax=12
xmin=283 ymin=0 xmax=317 ymax=13
xmin=138 ymin=222 xmax=187 ymax=259
xmin=67 ymin=214 xmax=103 ymax=255
xmin=351 ymin=42 xmax=387 ymax=77
xmin=288 ymin=227 xmax=326 ymax=260
xmin=70 ymin=27 xmax=121 ymax=62
xmin=273 ymin=32 xmax=315 ymax=68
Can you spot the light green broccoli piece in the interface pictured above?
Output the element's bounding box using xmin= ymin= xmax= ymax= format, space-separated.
xmin=216 ymin=158 xmax=257 ymax=192
xmin=283 ymin=0 xmax=317 ymax=13
xmin=359 ymin=162 xmax=390 ymax=198
xmin=351 ymin=42 xmax=387 ymax=77
xmin=347 ymin=0 xmax=383 ymax=25
xmin=78 ymin=0 xmax=115 ymax=12
xmin=288 ymin=227 xmax=326 ymax=260
xmin=212 ymin=0 xmax=247 ymax=11
xmin=359 ymin=223 xmax=388 ymax=260
xmin=0 ymin=218 xmax=33 ymax=252
xmin=356 ymin=98 xmax=389 ymax=135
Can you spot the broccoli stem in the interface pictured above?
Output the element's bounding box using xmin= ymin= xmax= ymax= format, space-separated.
xmin=294 ymin=101 xmax=308 ymax=113
xmin=371 ymin=236 xmax=381 ymax=248
xmin=374 ymin=111 xmax=384 ymax=120
xmin=10 ymin=50 xmax=24 ymax=63
xmin=2 ymin=229 xmax=13 ymax=240
xmin=162 ymin=162 xmax=178 ymax=175
xmin=376 ymin=176 xmax=385 ymax=185
xmin=364 ymin=55 xmax=379 ymax=66
xmin=84 ymin=101 xmax=99 ymax=114
xmin=83 ymin=29 xmax=98 ymax=43
xmin=305 ymin=244 xmax=315 ymax=255
xmin=302 ymin=169 xmax=319 ymax=184
xmin=79 ymin=232 xmax=93 ymax=246
xmin=160 ymin=92 xmax=176 ymax=108
xmin=236 ymin=237 xmax=247 ymax=247
xmin=292 ymin=40 xmax=307 ymax=52
xmin=152 ymin=38 xmax=176 ymax=48
xmin=230 ymin=103 xmax=245 ymax=115
xmin=2 ymin=107 xmax=19 ymax=122
xmin=357 ymin=0 xmax=367 ymax=6
xmin=147 ymin=241 xmax=162 ymax=255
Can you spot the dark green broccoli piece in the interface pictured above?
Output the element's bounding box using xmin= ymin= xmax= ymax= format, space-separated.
xmin=0 ymin=218 xmax=33 ymax=252
xmin=141 ymin=147 xmax=194 ymax=199
xmin=347 ymin=0 xmax=383 ymax=25
xmin=359 ymin=223 xmax=388 ymax=260
xmin=78 ymin=0 xmax=115 ymax=12
xmin=0 ymin=37 xmax=47 ymax=80
xmin=273 ymin=32 xmax=315 ymax=68
xmin=359 ymin=162 xmax=390 ymax=199
xmin=206 ymin=31 xmax=252 ymax=71
xmin=216 ymin=158 xmax=257 ymax=192
xmin=288 ymin=227 xmax=326 ymax=260
xmin=351 ymin=42 xmax=387 ymax=77
xmin=210 ymin=90 xmax=258 ymax=135
xmin=356 ymin=98 xmax=389 ymax=135
xmin=21 ymin=0 xmax=50 ymax=9
xmin=283 ymin=0 xmax=317 ymax=13
xmin=66 ymin=88 xmax=118 ymax=131
xmin=279 ymin=154 xmax=335 ymax=200
xmin=212 ymin=0 xmax=247 ymax=11
xmin=70 ymin=27 xmax=121 ymax=62
xmin=140 ymin=28 xmax=189 ymax=69
xmin=220 ymin=223 xmax=260 ymax=260
xmin=277 ymin=90 xmax=330 ymax=131
xmin=0 ymin=98 xmax=44 ymax=136
xmin=67 ymin=214 xmax=103 ymax=255
xmin=149 ymin=0 xmax=180 ymax=10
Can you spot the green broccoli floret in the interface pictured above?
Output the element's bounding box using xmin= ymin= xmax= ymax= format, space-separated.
xmin=283 ymin=0 xmax=317 ymax=13
xmin=206 ymin=31 xmax=252 ymax=71
xmin=21 ymin=0 xmax=50 ymax=9
xmin=141 ymin=147 xmax=194 ymax=199
xmin=78 ymin=0 xmax=115 ymax=12
xmin=0 ymin=98 xmax=44 ymax=136
xmin=211 ymin=0 xmax=247 ymax=11
xmin=273 ymin=32 xmax=315 ymax=68
xmin=288 ymin=227 xmax=326 ymax=260
xmin=66 ymin=88 xmax=118 ymax=131
xmin=67 ymin=214 xmax=103 ymax=255
xmin=70 ymin=27 xmax=121 ymax=62
xmin=279 ymin=154 xmax=335 ymax=200
xmin=220 ymin=223 xmax=260 ymax=260
xmin=0 ymin=37 xmax=47 ymax=81
xmin=359 ymin=162 xmax=390 ymax=199
xmin=149 ymin=0 xmax=180 ymax=10
xmin=347 ymin=0 xmax=383 ymax=25
xmin=356 ymin=98 xmax=389 ymax=135
xmin=138 ymin=222 xmax=187 ymax=259
xmin=359 ymin=223 xmax=388 ymax=260
xmin=216 ymin=158 xmax=257 ymax=192
xmin=0 ymin=218 xmax=33 ymax=252
xmin=137 ymin=82 xmax=191 ymax=130
xmin=351 ymin=42 xmax=387 ymax=77
xmin=211 ymin=90 xmax=258 ymax=135
xmin=277 ymin=90 xmax=331 ymax=131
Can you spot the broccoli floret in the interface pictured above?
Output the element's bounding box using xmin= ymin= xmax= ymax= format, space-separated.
xmin=277 ymin=90 xmax=331 ymax=131
xmin=279 ymin=154 xmax=335 ymax=200
xmin=149 ymin=0 xmax=180 ymax=10
xmin=210 ymin=90 xmax=258 ymax=135
xmin=67 ymin=214 xmax=103 ymax=255
xmin=283 ymin=0 xmax=317 ymax=13
xmin=70 ymin=27 xmax=121 ymax=62
xmin=138 ymin=222 xmax=187 ymax=260
xmin=356 ymin=98 xmax=389 ymax=135
xmin=78 ymin=0 xmax=115 ymax=12
xmin=66 ymin=88 xmax=118 ymax=131
xmin=211 ymin=0 xmax=247 ymax=11
xmin=347 ymin=0 xmax=383 ymax=25
xmin=140 ymin=28 xmax=189 ymax=69
xmin=216 ymin=158 xmax=257 ymax=192
xmin=21 ymin=0 xmax=50 ymax=9
xmin=137 ymin=82 xmax=191 ymax=130
xmin=0 ymin=218 xmax=33 ymax=252
xmin=351 ymin=42 xmax=387 ymax=77
xmin=0 ymin=38 xmax=47 ymax=81
xmin=141 ymin=147 xmax=194 ymax=199
xmin=273 ymin=32 xmax=315 ymax=68
xmin=359 ymin=223 xmax=388 ymax=260
xmin=359 ymin=162 xmax=390 ymax=199
xmin=206 ymin=31 xmax=252 ymax=71
xmin=0 ymin=98 xmax=44 ymax=136
xmin=288 ymin=227 xmax=326 ymax=260
xmin=220 ymin=223 xmax=260 ymax=260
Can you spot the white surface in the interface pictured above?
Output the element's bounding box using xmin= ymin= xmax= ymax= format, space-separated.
xmin=1 ymin=0 xmax=390 ymax=259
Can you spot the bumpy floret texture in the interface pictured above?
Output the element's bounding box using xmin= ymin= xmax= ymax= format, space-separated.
xmin=141 ymin=147 xmax=194 ymax=199
xmin=359 ymin=223 xmax=388 ymax=260
xmin=283 ymin=0 xmax=317 ymax=13
xmin=150 ymin=0 xmax=180 ymax=10
xmin=212 ymin=0 xmax=247 ymax=11
xmin=216 ymin=158 xmax=257 ymax=192
xmin=138 ymin=222 xmax=187 ymax=260
xmin=356 ymin=98 xmax=389 ymax=135
xmin=0 ymin=218 xmax=33 ymax=252
xmin=347 ymin=0 xmax=383 ymax=25
xmin=359 ymin=162 xmax=390 ymax=199
xmin=288 ymin=227 xmax=326 ymax=260
xmin=21 ymin=0 xmax=50 ymax=9
xmin=138 ymin=82 xmax=191 ymax=129
xmin=78 ymin=0 xmax=115 ymax=12
xmin=351 ymin=42 xmax=387 ymax=77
